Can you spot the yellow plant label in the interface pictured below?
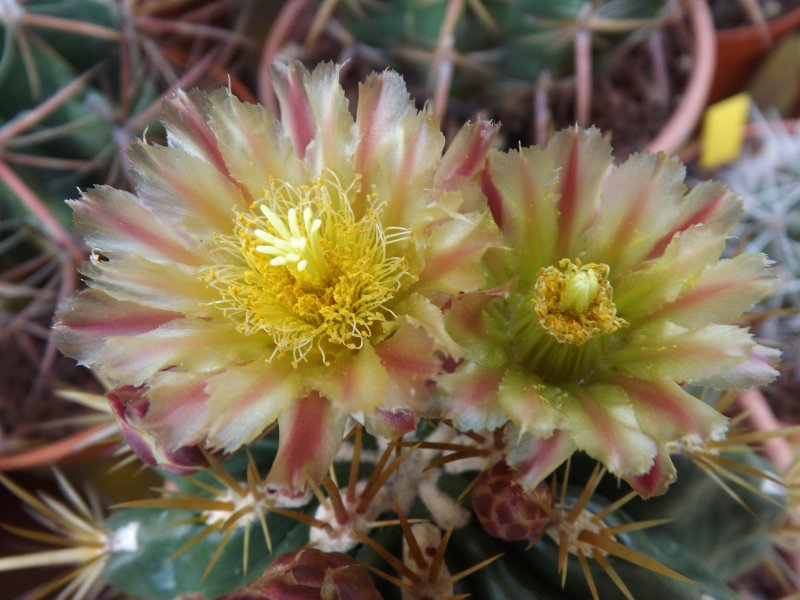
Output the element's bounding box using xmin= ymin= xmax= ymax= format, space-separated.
xmin=700 ymin=93 xmax=750 ymax=170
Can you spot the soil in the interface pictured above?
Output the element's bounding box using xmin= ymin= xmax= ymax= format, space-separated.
xmin=710 ymin=0 xmax=800 ymax=29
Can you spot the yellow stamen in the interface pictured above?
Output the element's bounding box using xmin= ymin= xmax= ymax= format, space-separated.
xmin=203 ymin=176 xmax=411 ymax=365
xmin=533 ymin=258 xmax=627 ymax=346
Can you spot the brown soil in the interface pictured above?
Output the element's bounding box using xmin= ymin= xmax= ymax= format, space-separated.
xmin=710 ymin=0 xmax=800 ymax=29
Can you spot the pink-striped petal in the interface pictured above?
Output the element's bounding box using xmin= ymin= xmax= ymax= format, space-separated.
xmin=95 ymin=318 xmax=265 ymax=386
xmin=54 ymin=289 xmax=181 ymax=367
xmin=646 ymin=181 xmax=742 ymax=260
xmin=413 ymin=202 xmax=499 ymax=296
xmin=267 ymin=392 xmax=347 ymax=492
xmin=81 ymin=253 xmax=216 ymax=313
xmin=505 ymin=429 xmax=577 ymax=490
xmin=302 ymin=62 xmax=357 ymax=177
xmin=129 ymin=143 xmax=247 ymax=235
xmin=561 ymin=384 xmax=657 ymax=477
xmin=71 ymin=187 xmax=205 ymax=265
xmin=497 ymin=370 xmax=565 ymax=439
xmin=204 ymin=362 xmax=300 ymax=451
xmin=483 ymin=145 xmax=559 ymax=273
xmin=375 ymin=109 xmax=444 ymax=226
xmin=547 ymin=128 xmax=613 ymax=258
xmin=607 ymin=323 xmax=759 ymax=384
xmin=354 ymin=70 xmax=417 ymax=191
xmin=613 ymin=225 xmax=729 ymax=320
xmin=586 ymin=152 xmax=687 ymax=272
xmin=160 ymin=88 xmax=233 ymax=179
xmin=438 ymin=363 xmax=507 ymax=432
xmin=138 ymin=370 xmax=211 ymax=450
xmin=434 ymin=120 xmax=499 ymax=192
xmin=603 ymin=375 xmax=727 ymax=444
xmin=270 ymin=60 xmax=315 ymax=159
xmin=373 ymin=324 xmax=440 ymax=411
xmin=644 ymin=253 xmax=775 ymax=328
xmin=312 ymin=342 xmax=388 ymax=413
xmin=625 ymin=446 xmax=677 ymax=499
xmin=205 ymin=88 xmax=305 ymax=197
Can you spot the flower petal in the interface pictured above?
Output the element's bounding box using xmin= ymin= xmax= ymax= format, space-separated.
xmin=607 ymin=322 xmax=760 ymax=384
xmin=302 ymin=61 xmax=357 ymax=177
xmin=267 ymin=392 xmax=347 ymax=492
xmin=434 ymin=120 xmax=499 ymax=193
xmin=586 ymin=152 xmax=687 ymax=272
xmin=614 ymin=225 xmax=729 ymax=320
xmin=438 ymin=362 xmax=507 ymax=432
xmin=354 ymin=69 xmax=417 ymax=191
xmin=561 ymin=384 xmax=657 ymax=477
xmin=497 ymin=370 xmax=566 ymax=439
xmin=205 ymin=87 xmax=305 ymax=197
xmin=375 ymin=109 xmax=445 ymax=226
xmin=71 ymin=187 xmax=205 ymax=265
xmin=505 ymin=429 xmax=577 ymax=489
xmin=270 ymin=60 xmax=316 ymax=159
xmin=624 ymin=445 xmax=677 ymax=499
xmin=129 ymin=143 xmax=247 ymax=235
xmin=483 ymin=145 xmax=560 ymax=273
xmin=138 ymin=371 xmax=211 ymax=449
xmin=312 ymin=342 xmax=388 ymax=413
xmin=647 ymin=181 xmax=742 ymax=260
xmin=547 ymin=127 xmax=613 ymax=258
xmin=644 ymin=253 xmax=775 ymax=327
xmin=695 ymin=343 xmax=780 ymax=389
xmin=602 ymin=375 xmax=727 ymax=444
xmin=205 ymin=362 xmax=300 ymax=451
xmin=160 ymin=88 xmax=235 ymax=179
xmin=399 ymin=293 xmax=464 ymax=358
xmin=80 ymin=253 xmax=216 ymax=313
xmin=413 ymin=198 xmax=499 ymax=296
xmin=54 ymin=289 xmax=181 ymax=367
xmin=95 ymin=318 xmax=265 ymax=386
xmin=373 ymin=324 xmax=440 ymax=411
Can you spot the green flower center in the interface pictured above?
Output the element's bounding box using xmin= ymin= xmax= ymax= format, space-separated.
xmin=532 ymin=258 xmax=627 ymax=347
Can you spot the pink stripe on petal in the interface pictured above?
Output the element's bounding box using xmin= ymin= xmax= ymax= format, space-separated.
xmin=508 ymin=430 xmax=575 ymax=489
xmin=435 ymin=120 xmax=499 ymax=191
xmin=354 ymin=76 xmax=384 ymax=176
xmin=625 ymin=447 xmax=676 ymax=498
xmin=269 ymin=392 xmax=345 ymax=492
xmin=166 ymin=90 xmax=232 ymax=178
xmin=647 ymin=189 xmax=728 ymax=259
xmin=617 ymin=378 xmax=698 ymax=434
xmin=556 ymin=132 xmax=580 ymax=256
xmin=271 ymin=61 xmax=315 ymax=159
xmin=73 ymin=191 xmax=202 ymax=264
xmin=481 ymin=165 xmax=503 ymax=227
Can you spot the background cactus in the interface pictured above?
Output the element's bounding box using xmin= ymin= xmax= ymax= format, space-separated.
xmin=0 ymin=2 xmax=797 ymax=600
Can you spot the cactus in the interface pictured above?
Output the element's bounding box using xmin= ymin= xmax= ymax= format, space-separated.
xmin=0 ymin=58 xmax=793 ymax=600
xmin=320 ymin=0 xmax=679 ymax=143
xmin=0 ymin=1 xmax=794 ymax=597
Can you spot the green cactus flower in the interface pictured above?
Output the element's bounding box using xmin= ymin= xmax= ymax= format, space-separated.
xmin=438 ymin=127 xmax=778 ymax=497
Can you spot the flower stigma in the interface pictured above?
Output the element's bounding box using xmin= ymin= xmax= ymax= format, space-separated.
xmin=532 ymin=258 xmax=627 ymax=346
xmin=204 ymin=176 xmax=411 ymax=365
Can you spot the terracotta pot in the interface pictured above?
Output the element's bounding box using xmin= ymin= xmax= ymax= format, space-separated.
xmin=647 ymin=0 xmax=716 ymax=154
xmin=710 ymin=4 xmax=800 ymax=104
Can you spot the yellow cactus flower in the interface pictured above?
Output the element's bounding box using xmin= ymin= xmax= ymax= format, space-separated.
xmin=438 ymin=128 xmax=778 ymax=497
xmin=55 ymin=61 xmax=500 ymax=492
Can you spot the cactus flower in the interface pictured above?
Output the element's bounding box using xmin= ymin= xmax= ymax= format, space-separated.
xmin=55 ymin=61 xmax=499 ymax=491
xmin=439 ymin=128 xmax=778 ymax=496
